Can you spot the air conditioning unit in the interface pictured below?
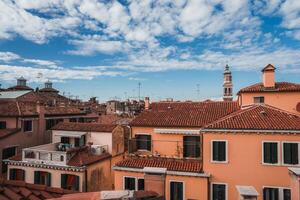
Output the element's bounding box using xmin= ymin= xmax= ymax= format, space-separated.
xmin=91 ymin=145 xmax=107 ymax=155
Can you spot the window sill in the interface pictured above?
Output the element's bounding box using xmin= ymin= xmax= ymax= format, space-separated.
xmin=211 ymin=160 xmax=228 ymax=164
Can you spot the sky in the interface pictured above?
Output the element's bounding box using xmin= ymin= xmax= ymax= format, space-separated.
xmin=0 ymin=0 xmax=300 ymax=102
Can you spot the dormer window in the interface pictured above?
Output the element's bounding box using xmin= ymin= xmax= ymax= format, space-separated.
xmin=254 ymin=96 xmax=264 ymax=104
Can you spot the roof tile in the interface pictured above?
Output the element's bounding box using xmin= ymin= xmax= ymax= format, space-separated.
xmin=52 ymin=122 xmax=117 ymax=132
xmin=238 ymin=82 xmax=300 ymax=93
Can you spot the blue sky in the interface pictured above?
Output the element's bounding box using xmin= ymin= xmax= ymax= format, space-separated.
xmin=0 ymin=0 xmax=300 ymax=102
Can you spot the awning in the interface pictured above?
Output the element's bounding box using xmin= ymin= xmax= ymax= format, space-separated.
xmin=154 ymin=128 xmax=200 ymax=135
xmin=236 ymin=186 xmax=259 ymax=197
xmin=54 ymin=131 xmax=86 ymax=138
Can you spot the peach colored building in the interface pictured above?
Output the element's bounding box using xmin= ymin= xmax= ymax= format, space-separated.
xmin=113 ymin=101 xmax=240 ymax=200
xmin=5 ymin=122 xmax=128 ymax=192
xmin=238 ymin=64 xmax=300 ymax=114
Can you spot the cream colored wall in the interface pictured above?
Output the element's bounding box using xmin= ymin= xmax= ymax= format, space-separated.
xmin=114 ymin=170 xmax=208 ymax=200
xmin=239 ymin=92 xmax=300 ymax=114
xmin=7 ymin=165 xmax=85 ymax=191
xmin=203 ymin=132 xmax=300 ymax=200
xmin=131 ymin=127 xmax=200 ymax=158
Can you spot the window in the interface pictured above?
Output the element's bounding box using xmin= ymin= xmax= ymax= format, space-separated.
xmin=263 ymin=187 xmax=291 ymax=200
xmin=263 ymin=142 xmax=279 ymax=164
xmin=136 ymin=135 xmax=151 ymax=151
xmin=212 ymin=141 xmax=227 ymax=162
xmin=124 ymin=177 xmax=136 ymax=190
xmin=34 ymin=171 xmax=51 ymax=186
xmin=61 ymin=174 xmax=80 ymax=191
xmin=212 ymin=183 xmax=226 ymax=200
xmin=0 ymin=121 xmax=6 ymax=129
xmin=23 ymin=120 xmax=32 ymax=132
xmin=254 ymin=96 xmax=265 ymax=103
xmin=283 ymin=142 xmax=299 ymax=165
xmin=170 ymin=181 xmax=183 ymax=200
xmin=46 ymin=119 xmax=63 ymax=130
xmin=9 ymin=169 xmax=25 ymax=181
xmin=183 ymin=136 xmax=200 ymax=158
xmin=2 ymin=146 xmax=16 ymax=173
xmin=138 ymin=178 xmax=144 ymax=191
xmin=61 ymin=137 xmax=70 ymax=144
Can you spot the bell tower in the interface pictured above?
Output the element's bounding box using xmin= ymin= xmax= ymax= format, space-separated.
xmin=223 ymin=64 xmax=233 ymax=101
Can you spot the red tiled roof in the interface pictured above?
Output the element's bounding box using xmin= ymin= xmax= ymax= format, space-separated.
xmin=115 ymin=156 xmax=202 ymax=173
xmin=0 ymin=128 xmax=20 ymax=139
xmin=52 ymin=122 xmax=117 ymax=132
xmin=0 ymin=101 xmax=38 ymax=117
xmin=45 ymin=107 xmax=84 ymax=116
xmin=7 ymin=85 xmax=34 ymax=91
xmin=67 ymin=148 xmax=111 ymax=167
xmin=203 ymin=104 xmax=300 ymax=131
xmin=238 ymin=82 xmax=300 ymax=94
xmin=0 ymin=179 xmax=76 ymax=200
xmin=39 ymin=87 xmax=59 ymax=93
xmin=130 ymin=101 xmax=240 ymax=127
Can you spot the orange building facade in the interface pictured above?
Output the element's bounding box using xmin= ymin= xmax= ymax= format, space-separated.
xmin=113 ymin=64 xmax=300 ymax=200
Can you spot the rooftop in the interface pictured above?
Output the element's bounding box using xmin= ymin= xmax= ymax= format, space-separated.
xmin=115 ymin=156 xmax=202 ymax=173
xmin=203 ymin=104 xmax=300 ymax=131
xmin=130 ymin=101 xmax=240 ymax=127
xmin=0 ymin=90 xmax=31 ymax=99
xmin=0 ymin=179 xmax=76 ymax=200
xmin=0 ymin=128 xmax=20 ymax=139
xmin=52 ymin=122 xmax=117 ymax=132
xmin=238 ymin=82 xmax=300 ymax=94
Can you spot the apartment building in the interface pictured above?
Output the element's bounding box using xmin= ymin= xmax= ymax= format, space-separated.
xmin=0 ymin=78 xmax=91 ymax=177
xmin=5 ymin=122 xmax=129 ymax=192
xmin=113 ymin=101 xmax=240 ymax=200
xmin=113 ymin=64 xmax=300 ymax=200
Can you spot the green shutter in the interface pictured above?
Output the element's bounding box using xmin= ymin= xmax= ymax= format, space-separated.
xmin=75 ymin=176 xmax=80 ymax=191
xmin=34 ymin=171 xmax=40 ymax=184
xmin=61 ymin=174 xmax=67 ymax=189
xmin=47 ymin=173 xmax=51 ymax=186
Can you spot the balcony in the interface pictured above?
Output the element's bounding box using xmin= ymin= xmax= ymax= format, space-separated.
xmin=128 ymin=137 xmax=201 ymax=159
xmin=22 ymin=143 xmax=76 ymax=166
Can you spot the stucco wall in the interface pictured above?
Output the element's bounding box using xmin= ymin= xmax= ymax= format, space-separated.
xmin=203 ymin=132 xmax=300 ymax=200
xmin=239 ymin=92 xmax=300 ymax=114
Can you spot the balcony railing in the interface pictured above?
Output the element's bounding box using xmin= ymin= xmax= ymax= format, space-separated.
xmin=22 ymin=143 xmax=73 ymax=166
xmin=128 ymin=138 xmax=201 ymax=159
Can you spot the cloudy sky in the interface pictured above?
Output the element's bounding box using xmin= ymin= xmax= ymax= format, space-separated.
xmin=0 ymin=0 xmax=300 ymax=101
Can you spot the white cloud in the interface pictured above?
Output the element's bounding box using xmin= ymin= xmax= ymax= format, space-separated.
xmin=0 ymin=52 xmax=20 ymax=62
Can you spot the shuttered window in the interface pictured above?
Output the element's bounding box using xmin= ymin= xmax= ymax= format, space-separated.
xmin=283 ymin=143 xmax=299 ymax=165
xmin=136 ymin=135 xmax=151 ymax=151
xmin=183 ymin=136 xmax=200 ymax=158
xmin=212 ymin=141 xmax=227 ymax=162
xmin=9 ymin=169 xmax=25 ymax=181
xmin=34 ymin=171 xmax=51 ymax=186
xmin=61 ymin=174 xmax=80 ymax=191
xmin=170 ymin=181 xmax=183 ymax=200
xmin=138 ymin=179 xmax=144 ymax=191
xmin=263 ymin=142 xmax=278 ymax=164
xmin=124 ymin=177 xmax=136 ymax=190
xmin=263 ymin=188 xmax=290 ymax=200
xmin=212 ymin=184 xmax=226 ymax=200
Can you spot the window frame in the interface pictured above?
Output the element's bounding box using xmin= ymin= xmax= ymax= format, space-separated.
xmin=262 ymin=141 xmax=280 ymax=166
xmin=169 ymin=180 xmax=185 ymax=200
xmin=254 ymin=96 xmax=265 ymax=104
xmin=262 ymin=186 xmax=291 ymax=200
xmin=135 ymin=133 xmax=152 ymax=151
xmin=211 ymin=140 xmax=228 ymax=163
xmin=211 ymin=182 xmax=228 ymax=200
xmin=137 ymin=178 xmax=145 ymax=191
xmin=281 ymin=141 xmax=300 ymax=166
xmin=123 ymin=176 xmax=137 ymax=191
xmin=23 ymin=120 xmax=33 ymax=133
xmin=183 ymin=136 xmax=201 ymax=158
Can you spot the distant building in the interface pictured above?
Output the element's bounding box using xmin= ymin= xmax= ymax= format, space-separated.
xmin=5 ymin=122 xmax=129 ymax=192
xmin=223 ymin=64 xmax=233 ymax=101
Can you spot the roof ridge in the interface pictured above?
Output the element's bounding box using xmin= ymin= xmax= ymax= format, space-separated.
xmin=202 ymin=105 xmax=260 ymax=129
xmin=259 ymin=103 xmax=300 ymax=118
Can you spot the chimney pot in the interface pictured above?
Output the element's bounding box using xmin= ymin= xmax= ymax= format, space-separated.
xmin=145 ymin=97 xmax=150 ymax=110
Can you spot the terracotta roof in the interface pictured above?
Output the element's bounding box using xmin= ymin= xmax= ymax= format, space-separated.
xmin=0 ymin=101 xmax=38 ymax=117
xmin=203 ymin=104 xmax=300 ymax=131
xmin=238 ymin=82 xmax=300 ymax=93
xmin=45 ymin=107 xmax=84 ymax=116
xmin=7 ymin=85 xmax=34 ymax=91
xmin=0 ymin=128 xmax=20 ymax=139
xmin=130 ymin=101 xmax=240 ymax=127
xmin=17 ymin=91 xmax=69 ymax=104
xmin=115 ymin=156 xmax=202 ymax=173
xmin=39 ymin=87 xmax=59 ymax=93
xmin=67 ymin=148 xmax=111 ymax=167
xmin=52 ymin=122 xmax=117 ymax=132
xmin=0 ymin=179 xmax=76 ymax=200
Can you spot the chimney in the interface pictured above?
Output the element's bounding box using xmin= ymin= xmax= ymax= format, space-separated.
xmin=145 ymin=97 xmax=150 ymax=110
xmin=262 ymin=64 xmax=276 ymax=88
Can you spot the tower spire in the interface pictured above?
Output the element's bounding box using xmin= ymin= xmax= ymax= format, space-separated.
xmin=223 ymin=64 xmax=233 ymax=101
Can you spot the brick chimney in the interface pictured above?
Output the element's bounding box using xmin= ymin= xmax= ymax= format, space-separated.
xmin=262 ymin=64 xmax=276 ymax=88
xmin=145 ymin=97 xmax=150 ymax=110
